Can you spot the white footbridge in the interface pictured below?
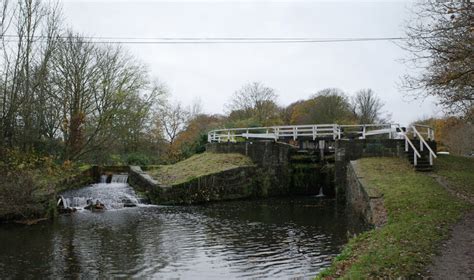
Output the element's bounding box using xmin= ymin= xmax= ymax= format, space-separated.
xmin=207 ymin=123 xmax=437 ymax=167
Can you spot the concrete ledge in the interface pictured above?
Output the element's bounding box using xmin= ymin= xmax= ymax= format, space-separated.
xmin=346 ymin=160 xmax=387 ymax=227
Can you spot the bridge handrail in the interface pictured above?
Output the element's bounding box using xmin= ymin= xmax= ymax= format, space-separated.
xmin=392 ymin=124 xmax=422 ymax=166
xmin=207 ymin=123 xmax=399 ymax=143
xmin=413 ymin=123 xmax=435 ymax=141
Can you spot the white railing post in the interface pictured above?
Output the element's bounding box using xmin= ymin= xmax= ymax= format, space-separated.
xmin=405 ymin=138 xmax=408 ymax=152
xmin=362 ymin=125 xmax=366 ymax=139
xmin=293 ymin=127 xmax=297 ymax=140
xmin=420 ymin=139 xmax=423 ymax=151
xmin=414 ymin=151 xmax=417 ymax=166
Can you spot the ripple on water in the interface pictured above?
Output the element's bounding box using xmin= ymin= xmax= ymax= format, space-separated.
xmin=0 ymin=197 xmax=362 ymax=279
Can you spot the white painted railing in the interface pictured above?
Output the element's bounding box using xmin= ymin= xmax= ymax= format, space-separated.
xmin=413 ymin=124 xmax=435 ymax=141
xmin=208 ymin=123 xmax=437 ymax=167
xmin=395 ymin=124 xmax=422 ymax=166
xmin=208 ymin=123 xmax=395 ymax=143
xmin=412 ymin=126 xmax=437 ymax=165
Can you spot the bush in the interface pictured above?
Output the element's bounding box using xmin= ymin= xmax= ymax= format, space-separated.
xmin=0 ymin=169 xmax=44 ymax=220
xmin=125 ymin=153 xmax=151 ymax=166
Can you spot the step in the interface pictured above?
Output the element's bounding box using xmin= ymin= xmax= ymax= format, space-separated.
xmin=416 ymin=167 xmax=433 ymax=172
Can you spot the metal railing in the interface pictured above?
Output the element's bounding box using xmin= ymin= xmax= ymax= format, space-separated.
xmin=412 ymin=126 xmax=437 ymax=165
xmin=208 ymin=123 xmax=396 ymax=143
xmin=413 ymin=124 xmax=435 ymax=141
xmin=207 ymin=123 xmax=437 ymax=167
xmin=394 ymin=124 xmax=422 ymax=166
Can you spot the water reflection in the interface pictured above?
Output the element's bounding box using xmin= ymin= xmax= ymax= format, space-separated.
xmin=0 ymin=197 xmax=359 ymax=279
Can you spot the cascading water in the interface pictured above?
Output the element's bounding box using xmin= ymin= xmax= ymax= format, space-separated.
xmin=100 ymin=175 xmax=108 ymax=183
xmin=111 ymin=174 xmax=128 ymax=183
xmin=316 ymin=186 xmax=325 ymax=197
xmin=60 ymin=174 xmax=143 ymax=210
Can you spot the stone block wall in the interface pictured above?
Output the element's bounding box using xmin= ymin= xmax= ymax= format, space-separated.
xmin=335 ymin=139 xmax=404 ymax=202
xmin=206 ymin=141 xmax=292 ymax=167
xmin=346 ymin=161 xmax=386 ymax=227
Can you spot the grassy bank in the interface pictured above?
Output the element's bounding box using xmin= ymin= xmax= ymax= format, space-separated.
xmin=318 ymin=157 xmax=471 ymax=279
xmin=435 ymin=155 xmax=474 ymax=196
xmin=149 ymin=152 xmax=254 ymax=185
xmin=0 ymin=150 xmax=87 ymax=222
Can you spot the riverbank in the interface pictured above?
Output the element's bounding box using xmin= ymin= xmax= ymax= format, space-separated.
xmin=317 ymin=155 xmax=473 ymax=279
xmin=0 ymin=151 xmax=90 ymax=223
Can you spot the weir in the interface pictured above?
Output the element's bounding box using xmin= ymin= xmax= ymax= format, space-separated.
xmin=58 ymin=174 xmax=142 ymax=211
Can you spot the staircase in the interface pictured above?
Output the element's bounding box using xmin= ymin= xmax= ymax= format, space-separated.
xmin=401 ymin=125 xmax=437 ymax=172
xmin=405 ymin=146 xmax=434 ymax=172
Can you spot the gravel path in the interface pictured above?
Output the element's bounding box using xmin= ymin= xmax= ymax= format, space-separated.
xmin=426 ymin=174 xmax=474 ymax=280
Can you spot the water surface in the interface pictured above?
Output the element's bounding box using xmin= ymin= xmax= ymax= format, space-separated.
xmin=0 ymin=188 xmax=358 ymax=279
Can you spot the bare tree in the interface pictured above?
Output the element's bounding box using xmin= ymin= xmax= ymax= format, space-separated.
xmin=227 ymin=81 xmax=279 ymax=124
xmin=158 ymin=101 xmax=189 ymax=146
xmin=351 ymin=89 xmax=385 ymax=124
xmin=401 ymin=1 xmax=473 ymax=118
xmin=0 ymin=1 xmax=169 ymax=163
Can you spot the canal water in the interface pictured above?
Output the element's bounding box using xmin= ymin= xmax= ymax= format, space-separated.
xmin=0 ymin=183 xmax=361 ymax=279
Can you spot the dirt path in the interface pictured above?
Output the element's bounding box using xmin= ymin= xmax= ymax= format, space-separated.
xmin=426 ymin=174 xmax=474 ymax=280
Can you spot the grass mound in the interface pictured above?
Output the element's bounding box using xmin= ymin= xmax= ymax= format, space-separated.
xmin=318 ymin=157 xmax=471 ymax=279
xmin=149 ymin=152 xmax=254 ymax=185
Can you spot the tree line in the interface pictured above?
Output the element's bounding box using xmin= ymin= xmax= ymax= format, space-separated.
xmin=0 ymin=1 xmax=168 ymax=164
xmin=0 ymin=0 xmax=471 ymax=165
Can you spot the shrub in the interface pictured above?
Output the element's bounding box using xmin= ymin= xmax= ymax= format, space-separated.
xmin=125 ymin=153 xmax=151 ymax=166
xmin=0 ymin=169 xmax=44 ymax=220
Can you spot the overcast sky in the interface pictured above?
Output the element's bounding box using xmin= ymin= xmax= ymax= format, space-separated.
xmin=61 ymin=0 xmax=440 ymax=125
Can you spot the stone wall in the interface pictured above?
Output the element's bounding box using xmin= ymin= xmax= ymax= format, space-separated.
xmin=335 ymin=139 xmax=404 ymax=202
xmin=207 ymin=141 xmax=329 ymax=196
xmin=206 ymin=141 xmax=292 ymax=167
xmin=129 ymin=164 xmax=287 ymax=205
xmin=334 ymin=139 xmax=437 ymax=201
xmin=346 ymin=160 xmax=386 ymax=227
xmin=130 ymin=141 xmax=327 ymax=205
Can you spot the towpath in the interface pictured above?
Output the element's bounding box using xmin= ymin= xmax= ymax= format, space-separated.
xmin=426 ymin=174 xmax=474 ymax=280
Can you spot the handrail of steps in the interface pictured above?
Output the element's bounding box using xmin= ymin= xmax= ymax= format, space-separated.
xmin=412 ymin=126 xmax=437 ymax=166
xmin=395 ymin=124 xmax=422 ymax=166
